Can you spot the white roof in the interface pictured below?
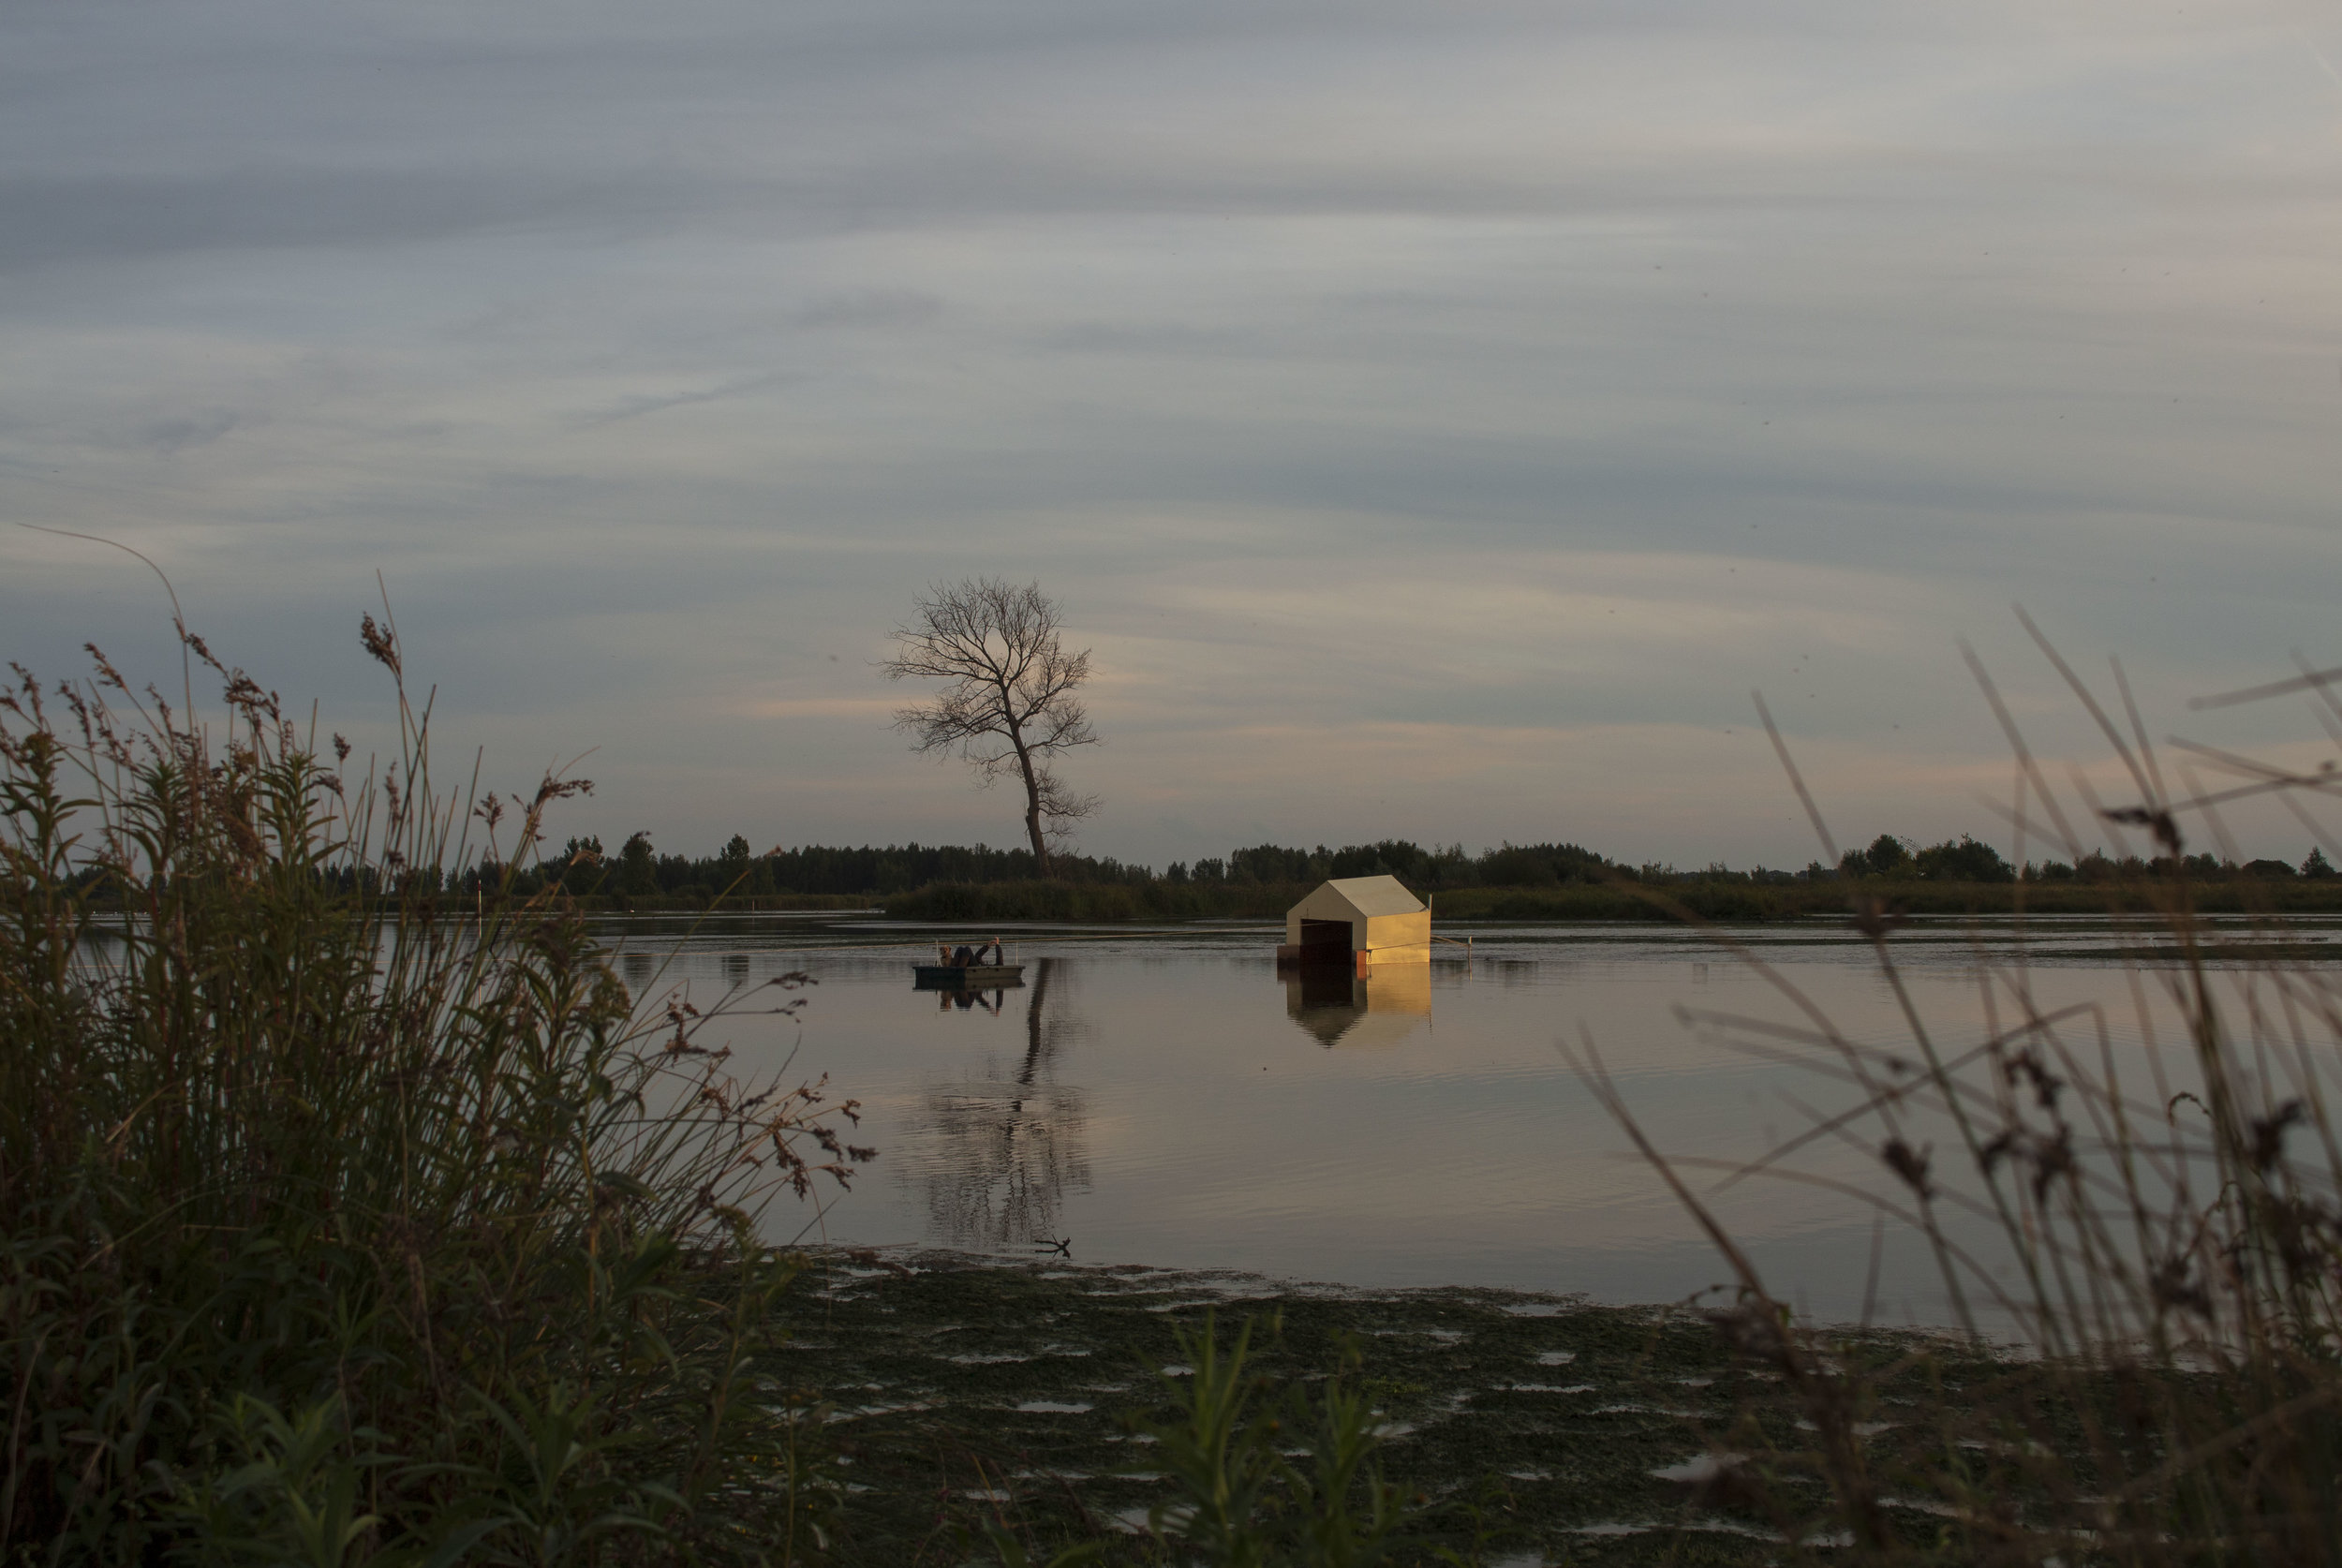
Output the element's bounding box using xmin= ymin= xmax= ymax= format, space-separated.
xmin=1317 ymin=874 xmax=1425 ymax=917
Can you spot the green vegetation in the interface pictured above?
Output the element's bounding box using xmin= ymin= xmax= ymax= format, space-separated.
xmin=431 ymin=823 xmax=2342 ymax=922
xmin=776 ymin=1254 xmax=1974 ymax=1566
xmin=883 ymin=877 xmax=1297 ymax=924
xmin=447 ymin=831 xmax=2342 ymax=922
xmin=0 ymin=626 xmax=875 ymax=1562
xmin=886 ymin=868 xmax=2342 ymax=925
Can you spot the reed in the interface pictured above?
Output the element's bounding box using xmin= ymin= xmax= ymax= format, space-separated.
xmin=0 ymin=612 xmax=870 ymax=1563
xmin=1575 ymin=623 xmax=2342 ymax=1562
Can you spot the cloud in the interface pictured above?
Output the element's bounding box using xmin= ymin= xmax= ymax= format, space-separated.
xmin=119 ymin=409 xmax=241 ymax=456
xmin=796 ymin=289 xmax=941 ymax=329
xmin=0 ymin=170 xmax=704 ymax=274
xmin=4 ymin=0 xmax=2340 ymax=866
xmin=570 ymin=373 xmax=789 ymax=428
xmin=741 ymin=696 xmax=903 ymax=721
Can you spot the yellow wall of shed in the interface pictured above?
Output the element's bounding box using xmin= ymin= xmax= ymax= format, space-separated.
xmin=1361 ymin=910 xmax=1430 ymax=963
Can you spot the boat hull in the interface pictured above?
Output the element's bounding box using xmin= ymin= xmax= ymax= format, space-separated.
xmin=912 ymin=964 xmax=1026 ymax=988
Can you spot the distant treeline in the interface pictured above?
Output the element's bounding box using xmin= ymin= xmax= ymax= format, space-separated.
xmin=400 ymin=829 xmax=2342 ymax=917
xmin=462 ymin=836 xmax=1154 ymax=903
xmin=455 ymin=835 xmax=1628 ymax=903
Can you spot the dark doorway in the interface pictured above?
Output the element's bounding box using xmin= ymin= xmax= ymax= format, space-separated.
xmin=1298 ymin=918 xmax=1352 ymax=952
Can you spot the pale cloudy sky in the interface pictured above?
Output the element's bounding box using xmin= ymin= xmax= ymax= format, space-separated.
xmin=5 ymin=0 xmax=2340 ymax=869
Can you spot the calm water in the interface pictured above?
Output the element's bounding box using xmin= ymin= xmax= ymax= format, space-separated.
xmin=598 ymin=914 xmax=2336 ymax=1325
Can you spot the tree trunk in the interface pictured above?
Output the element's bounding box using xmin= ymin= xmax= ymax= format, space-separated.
xmin=1012 ymin=732 xmax=1052 ymax=878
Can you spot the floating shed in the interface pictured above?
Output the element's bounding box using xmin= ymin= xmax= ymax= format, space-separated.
xmin=1278 ymin=874 xmax=1430 ymax=971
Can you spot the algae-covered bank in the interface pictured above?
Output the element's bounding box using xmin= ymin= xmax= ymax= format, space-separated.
xmin=786 ymin=1250 xmax=1971 ymax=1566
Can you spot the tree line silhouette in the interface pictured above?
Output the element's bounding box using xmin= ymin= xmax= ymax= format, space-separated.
xmin=437 ymin=831 xmax=2339 ymax=901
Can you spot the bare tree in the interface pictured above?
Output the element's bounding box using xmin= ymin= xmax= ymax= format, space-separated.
xmin=882 ymin=577 xmax=1099 ymax=875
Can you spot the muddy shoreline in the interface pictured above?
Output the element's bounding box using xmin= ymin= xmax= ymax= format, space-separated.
xmin=784 ymin=1249 xmax=1948 ymax=1564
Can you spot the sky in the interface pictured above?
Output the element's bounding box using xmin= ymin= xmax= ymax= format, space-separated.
xmin=4 ymin=0 xmax=2341 ymax=872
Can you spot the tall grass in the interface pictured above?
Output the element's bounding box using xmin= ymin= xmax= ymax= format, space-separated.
xmin=1577 ymin=623 xmax=2342 ymax=1562
xmin=0 ymin=613 xmax=869 ymax=1563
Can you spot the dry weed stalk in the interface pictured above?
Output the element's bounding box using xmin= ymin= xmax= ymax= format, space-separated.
xmin=1573 ymin=622 xmax=2342 ymax=1563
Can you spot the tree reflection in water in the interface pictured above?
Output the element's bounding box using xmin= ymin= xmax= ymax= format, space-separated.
xmin=911 ymin=957 xmax=1092 ymax=1248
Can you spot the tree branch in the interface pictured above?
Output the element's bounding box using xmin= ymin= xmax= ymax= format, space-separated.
xmin=878 ymin=577 xmax=1101 ymax=867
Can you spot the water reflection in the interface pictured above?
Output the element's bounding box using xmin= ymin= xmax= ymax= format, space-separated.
xmin=910 ymin=957 xmax=1092 ymax=1247
xmin=1284 ymin=964 xmax=1432 ymax=1047
xmin=562 ymin=917 xmax=2342 ymax=1318
xmin=933 ymin=986 xmax=1017 ymax=1013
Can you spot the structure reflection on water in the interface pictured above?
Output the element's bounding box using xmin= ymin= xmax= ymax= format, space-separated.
xmin=931 ymin=983 xmax=1020 ymax=1013
xmin=1283 ymin=964 xmax=1432 ymax=1048
xmin=910 ymin=957 xmax=1092 ymax=1248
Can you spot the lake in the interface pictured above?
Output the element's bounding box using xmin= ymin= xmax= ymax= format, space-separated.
xmin=600 ymin=913 xmax=2339 ymax=1328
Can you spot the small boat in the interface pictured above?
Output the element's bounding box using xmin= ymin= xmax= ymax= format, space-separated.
xmin=912 ymin=938 xmax=1023 ymax=989
xmin=913 ymin=963 xmax=1026 ymax=988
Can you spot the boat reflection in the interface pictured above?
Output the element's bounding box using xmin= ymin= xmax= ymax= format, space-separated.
xmin=1284 ymin=964 xmax=1432 ymax=1048
xmin=909 ymin=956 xmax=1092 ymax=1248
xmin=929 ymin=984 xmax=1019 ymax=1014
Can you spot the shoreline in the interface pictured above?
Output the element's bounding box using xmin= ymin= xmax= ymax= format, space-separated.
xmin=478 ymin=878 xmax=2342 ymax=922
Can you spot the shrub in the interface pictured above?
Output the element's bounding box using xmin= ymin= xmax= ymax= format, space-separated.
xmin=1911 ymin=834 xmax=2015 ymax=882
